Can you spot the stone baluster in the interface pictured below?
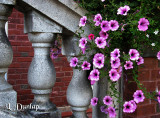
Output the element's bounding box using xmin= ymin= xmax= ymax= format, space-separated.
xmin=24 ymin=10 xmax=62 ymax=117
xmin=62 ymin=35 xmax=93 ymax=118
xmin=0 ymin=0 xmax=17 ymax=113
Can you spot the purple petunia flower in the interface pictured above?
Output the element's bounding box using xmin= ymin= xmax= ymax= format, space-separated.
xmin=157 ymin=51 xmax=160 ymax=60
xmin=111 ymin=48 xmax=120 ymax=60
xmin=81 ymin=61 xmax=91 ymax=70
xmin=103 ymin=96 xmax=112 ymax=106
xmin=130 ymin=100 xmax=137 ymax=112
xmin=123 ymin=101 xmax=134 ymax=113
xmin=129 ymin=49 xmax=140 ymax=61
xmin=93 ymin=53 xmax=105 ymax=69
xmin=51 ymin=53 xmax=58 ymax=59
xmin=79 ymin=16 xmax=87 ymax=27
xmin=133 ymin=90 xmax=145 ymax=103
xmin=79 ymin=37 xmax=87 ymax=48
xmin=89 ymin=69 xmax=100 ymax=81
xmin=94 ymin=14 xmax=102 ymax=26
xmin=101 ymin=21 xmax=110 ymax=32
xmin=109 ymin=69 xmax=120 ymax=82
xmin=157 ymin=91 xmax=160 ymax=103
xmin=100 ymin=106 xmax=108 ymax=114
xmin=91 ymin=97 xmax=98 ymax=106
xmin=70 ymin=57 xmax=78 ymax=67
xmin=124 ymin=61 xmax=133 ymax=70
xmin=111 ymin=58 xmax=121 ymax=69
xmin=109 ymin=20 xmax=119 ymax=31
xmin=99 ymin=30 xmax=109 ymax=39
xmin=117 ymin=5 xmax=130 ymax=16
xmin=136 ymin=57 xmax=144 ymax=65
xmin=95 ymin=37 xmax=106 ymax=49
xmin=108 ymin=107 xmax=116 ymax=118
xmin=138 ymin=18 xmax=149 ymax=31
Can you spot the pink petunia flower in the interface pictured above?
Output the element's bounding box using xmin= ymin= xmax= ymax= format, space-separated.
xmin=91 ymin=97 xmax=98 ymax=106
xmin=93 ymin=53 xmax=105 ymax=69
xmin=129 ymin=49 xmax=140 ymax=61
xmin=109 ymin=69 xmax=120 ymax=82
xmin=123 ymin=101 xmax=135 ymax=113
xmin=94 ymin=14 xmax=102 ymax=26
xmin=79 ymin=16 xmax=87 ymax=27
xmin=136 ymin=57 xmax=144 ymax=65
xmin=138 ymin=18 xmax=149 ymax=31
xmin=109 ymin=20 xmax=119 ymax=31
xmin=99 ymin=30 xmax=109 ymax=39
xmin=111 ymin=58 xmax=121 ymax=69
xmin=130 ymin=100 xmax=137 ymax=112
xmin=81 ymin=61 xmax=91 ymax=70
xmin=157 ymin=91 xmax=160 ymax=103
xmin=81 ymin=47 xmax=86 ymax=54
xmin=103 ymin=96 xmax=112 ymax=106
xmin=70 ymin=57 xmax=78 ymax=67
xmin=89 ymin=69 xmax=100 ymax=81
xmin=108 ymin=107 xmax=116 ymax=118
xmin=101 ymin=21 xmax=110 ymax=32
xmin=157 ymin=51 xmax=160 ymax=60
xmin=117 ymin=5 xmax=130 ymax=16
xmin=88 ymin=34 xmax=94 ymax=40
xmin=95 ymin=37 xmax=106 ymax=49
xmin=124 ymin=61 xmax=133 ymax=70
xmin=79 ymin=37 xmax=87 ymax=48
xmin=133 ymin=90 xmax=145 ymax=103
xmin=111 ymin=48 xmax=120 ymax=60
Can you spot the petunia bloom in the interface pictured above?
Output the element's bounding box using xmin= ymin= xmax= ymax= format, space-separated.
xmin=108 ymin=107 xmax=116 ymax=118
xmin=79 ymin=37 xmax=87 ymax=48
xmin=157 ymin=51 xmax=160 ymax=60
xmin=129 ymin=49 xmax=139 ymax=61
xmin=157 ymin=91 xmax=160 ymax=103
xmin=130 ymin=100 xmax=137 ymax=112
xmin=79 ymin=16 xmax=87 ymax=27
xmin=94 ymin=14 xmax=102 ymax=26
xmin=138 ymin=18 xmax=149 ymax=31
xmin=101 ymin=21 xmax=110 ymax=32
xmin=123 ymin=101 xmax=135 ymax=113
xmin=124 ymin=61 xmax=133 ymax=70
xmin=117 ymin=5 xmax=130 ymax=16
xmin=91 ymin=97 xmax=98 ymax=106
xmin=111 ymin=48 xmax=120 ymax=60
xmin=95 ymin=37 xmax=106 ymax=49
xmin=111 ymin=58 xmax=121 ymax=69
xmin=70 ymin=57 xmax=78 ymax=67
xmin=133 ymin=90 xmax=145 ymax=103
xmin=88 ymin=34 xmax=94 ymax=40
xmin=109 ymin=69 xmax=120 ymax=82
xmin=103 ymin=96 xmax=112 ymax=106
xmin=81 ymin=61 xmax=91 ymax=70
xmin=93 ymin=53 xmax=105 ymax=69
xmin=136 ymin=57 xmax=144 ymax=65
xmin=99 ymin=30 xmax=109 ymax=39
xmin=89 ymin=69 xmax=100 ymax=81
xmin=109 ymin=20 xmax=119 ymax=31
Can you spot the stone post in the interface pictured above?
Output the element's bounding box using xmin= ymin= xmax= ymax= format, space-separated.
xmin=0 ymin=0 xmax=17 ymax=113
xmin=62 ymin=35 xmax=93 ymax=118
xmin=24 ymin=10 xmax=62 ymax=117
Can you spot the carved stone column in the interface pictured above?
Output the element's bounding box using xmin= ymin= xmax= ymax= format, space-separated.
xmin=24 ymin=10 xmax=62 ymax=117
xmin=0 ymin=0 xmax=17 ymax=113
xmin=62 ymin=35 xmax=93 ymax=118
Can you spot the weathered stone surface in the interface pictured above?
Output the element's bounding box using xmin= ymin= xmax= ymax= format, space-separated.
xmin=0 ymin=0 xmax=16 ymax=5
xmin=24 ymin=10 xmax=62 ymax=33
xmin=16 ymin=0 xmax=92 ymax=36
xmin=0 ymin=110 xmax=17 ymax=118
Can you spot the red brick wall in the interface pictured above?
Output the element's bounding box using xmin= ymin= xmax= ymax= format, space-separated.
xmin=124 ymin=58 xmax=160 ymax=118
xmin=8 ymin=9 xmax=72 ymax=107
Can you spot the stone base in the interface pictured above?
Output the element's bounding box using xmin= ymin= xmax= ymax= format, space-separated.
xmin=0 ymin=89 xmax=17 ymax=112
xmin=20 ymin=109 xmax=61 ymax=118
xmin=0 ymin=108 xmax=17 ymax=118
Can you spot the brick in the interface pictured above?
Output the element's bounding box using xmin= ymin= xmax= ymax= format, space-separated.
xmin=63 ymin=77 xmax=71 ymax=81
xmin=9 ymin=63 xmax=21 ymax=68
xmin=17 ymin=46 xmax=33 ymax=52
xmin=9 ymin=18 xmax=21 ymax=24
xmin=8 ymin=30 xmax=21 ymax=35
xmin=17 ymin=13 xmax=24 ymax=18
xmin=21 ymin=42 xmax=32 ymax=46
xmin=17 ymin=90 xmax=31 ymax=95
xmin=64 ymin=72 xmax=72 ymax=76
xmin=61 ymin=67 xmax=73 ymax=71
xmin=56 ymin=73 xmax=64 ymax=77
xmin=17 ymin=36 xmax=29 ymax=41
xmin=21 ymin=74 xmax=28 ymax=79
xmin=13 ymin=52 xmax=21 ymax=57
xmin=142 ymin=81 xmax=156 ymax=92
xmin=138 ymin=70 xmax=150 ymax=81
xmin=136 ymin=104 xmax=156 ymax=117
xmin=54 ymin=82 xmax=64 ymax=87
xmin=151 ymin=70 xmax=160 ymax=80
xmin=10 ymin=41 xmax=22 ymax=46
xmin=17 ymin=57 xmax=32 ymax=62
xmin=20 ymin=52 xmax=29 ymax=57
xmin=8 ymin=35 xmax=16 ymax=40
xmin=143 ymin=58 xmax=158 ymax=69
xmin=8 ymin=80 xmax=16 ymax=85
xmin=20 ymin=85 xmax=29 ymax=89
xmin=16 ymin=24 xmax=24 ymax=30
xmin=8 ymin=23 xmax=16 ymax=29
xmin=8 ymin=74 xmax=21 ymax=80
xmin=16 ymin=80 xmax=28 ymax=85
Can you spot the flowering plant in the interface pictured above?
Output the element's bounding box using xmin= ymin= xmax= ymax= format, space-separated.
xmin=70 ymin=0 xmax=160 ymax=117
